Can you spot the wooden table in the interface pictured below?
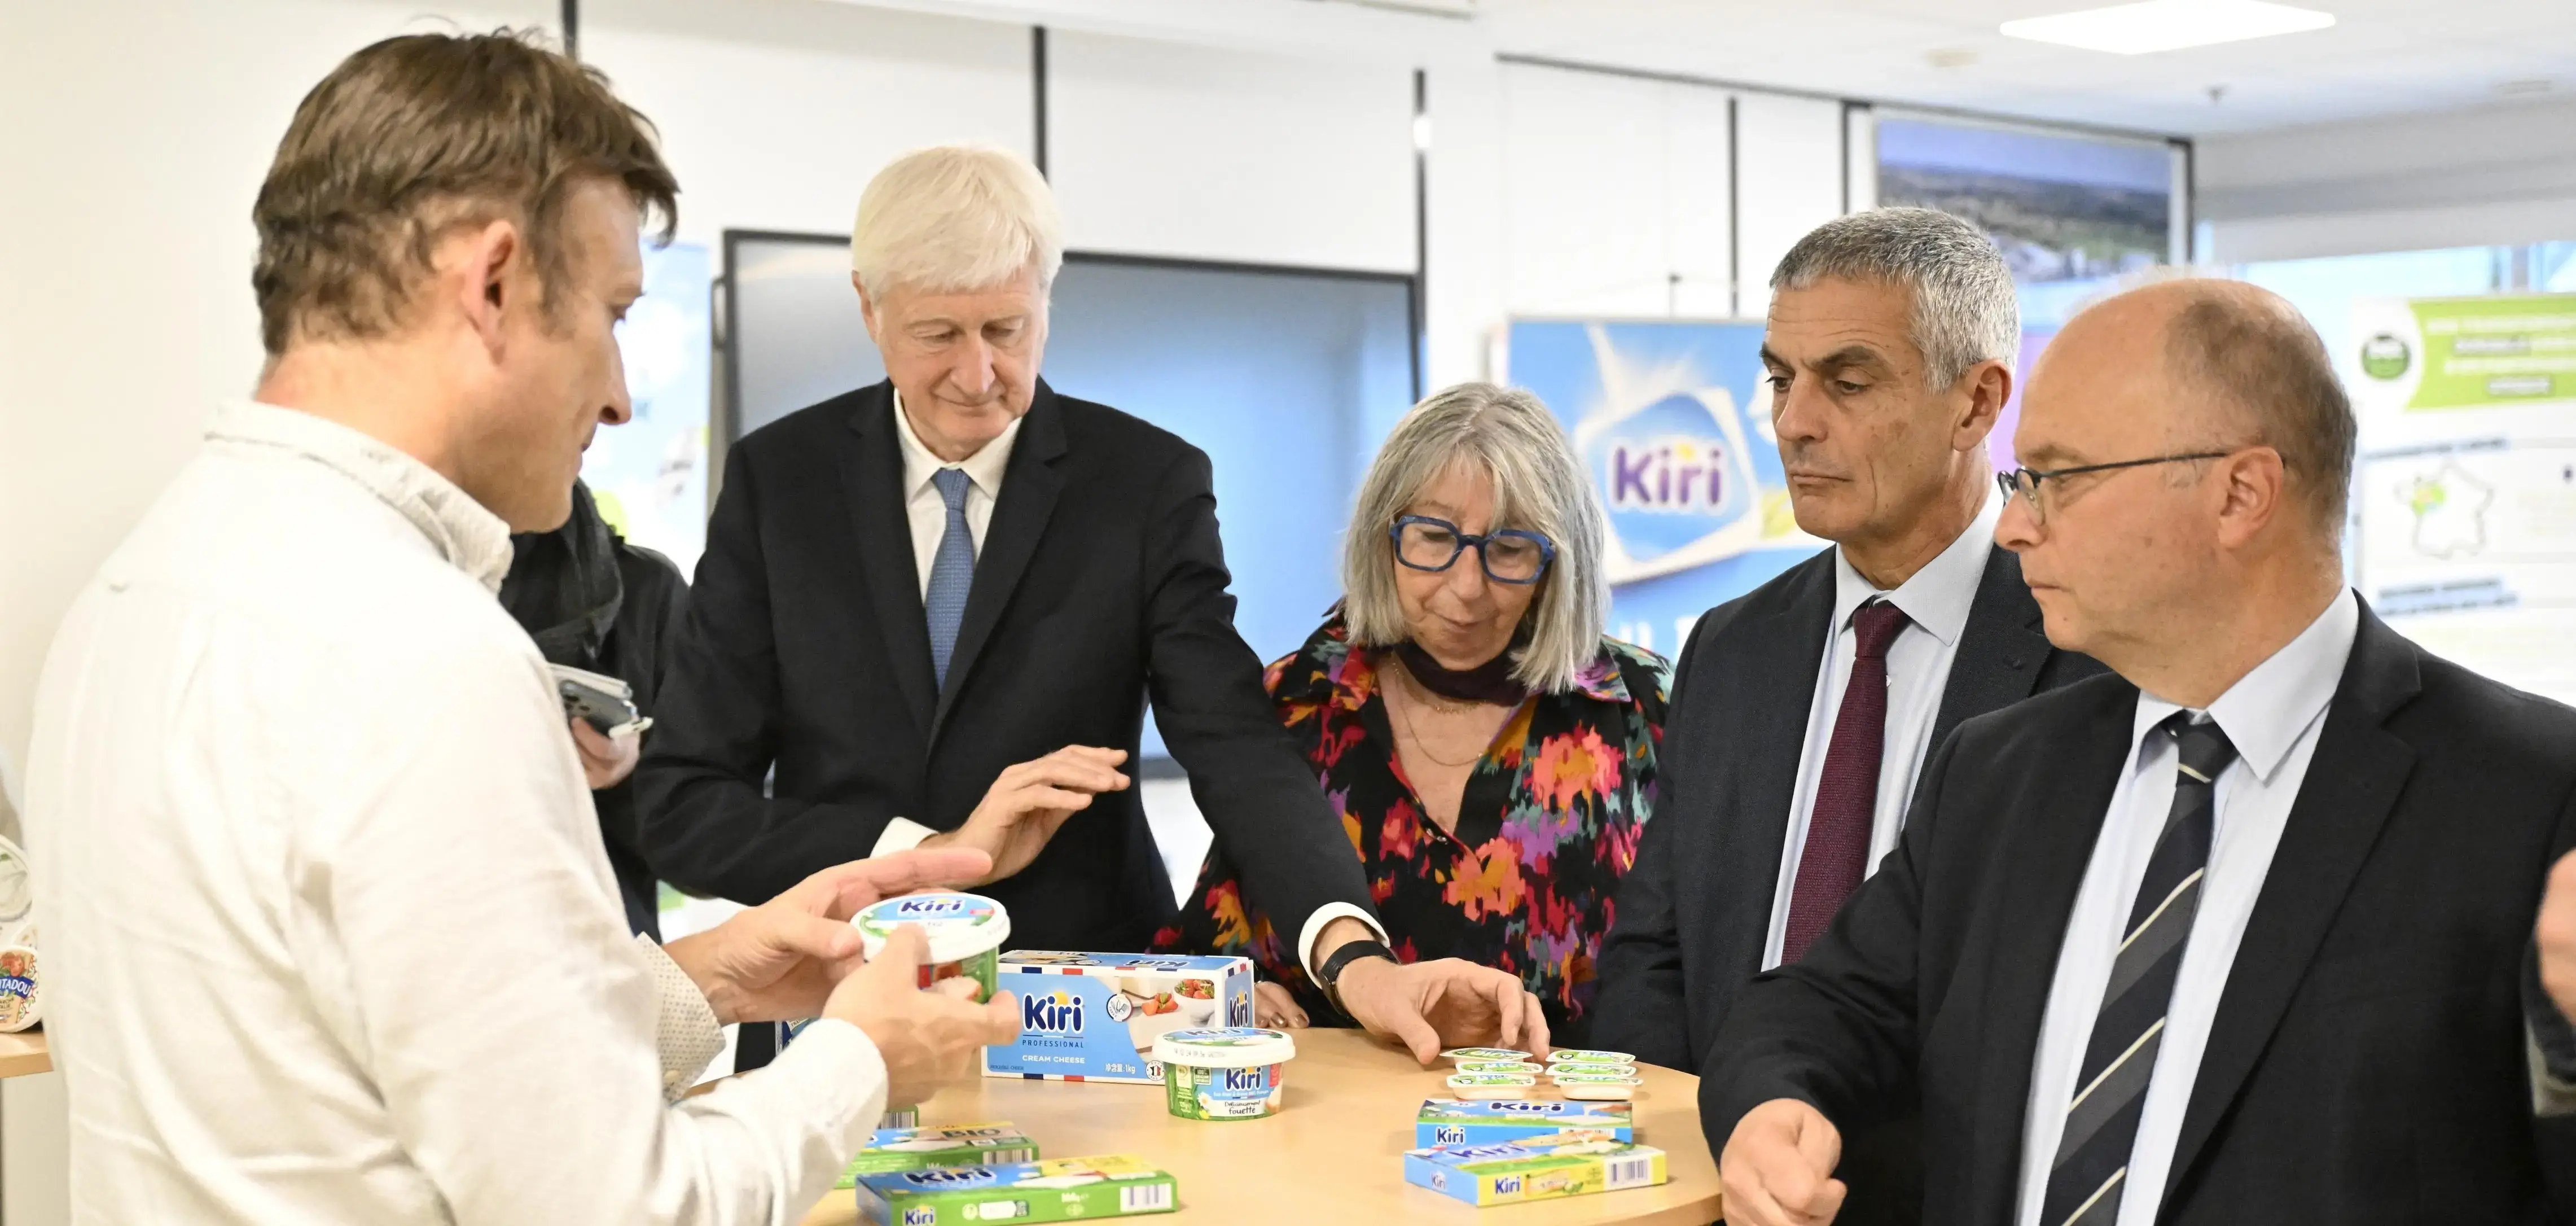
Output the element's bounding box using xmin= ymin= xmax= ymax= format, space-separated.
xmin=0 ymin=1028 xmax=47 ymax=1079
xmin=799 ymin=1027 xmax=1720 ymax=1225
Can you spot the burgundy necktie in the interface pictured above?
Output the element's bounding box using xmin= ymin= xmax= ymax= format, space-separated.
xmin=1781 ymin=599 xmax=1912 ymax=964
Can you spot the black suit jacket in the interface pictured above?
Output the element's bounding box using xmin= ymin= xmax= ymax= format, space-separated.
xmin=1705 ymin=606 xmax=2576 ymax=1225
xmin=1592 ymin=543 xmax=2103 ymax=1071
xmin=634 ymin=380 xmax=1376 ymax=954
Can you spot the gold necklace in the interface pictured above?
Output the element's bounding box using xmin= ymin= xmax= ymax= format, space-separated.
xmin=1387 ymin=665 xmax=1495 ymax=769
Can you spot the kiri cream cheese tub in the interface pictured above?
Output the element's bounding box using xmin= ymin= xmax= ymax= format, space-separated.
xmin=853 ymin=891 xmax=1010 ymax=1002
xmin=1152 ymin=1027 xmax=1294 ymax=1121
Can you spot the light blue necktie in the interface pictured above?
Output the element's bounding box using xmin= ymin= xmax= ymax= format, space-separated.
xmin=924 ymin=467 xmax=975 ymax=689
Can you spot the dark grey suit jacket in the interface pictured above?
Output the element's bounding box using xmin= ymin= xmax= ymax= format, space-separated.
xmin=1703 ymin=606 xmax=2576 ymax=1224
xmin=1594 ymin=544 xmax=2101 ymax=1069
xmin=1591 ymin=542 xmax=2103 ymax=1225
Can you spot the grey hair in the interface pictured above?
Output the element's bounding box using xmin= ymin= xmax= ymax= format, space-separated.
xmin=1342 ymin=383 xmax=1610 ymax=695
xmin=1771 ymin=207 xmax=2020 ymax=390
xmin=850 ymin=145 xmax=1064 ymax=301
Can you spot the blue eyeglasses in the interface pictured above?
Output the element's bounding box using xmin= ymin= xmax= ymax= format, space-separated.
xmin=1389 ymin=515 xmax=1555 ymax=585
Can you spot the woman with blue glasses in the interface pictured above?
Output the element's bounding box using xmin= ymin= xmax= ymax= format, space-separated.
xmin=1157 ymin=383 xmax=1671 ymax=1044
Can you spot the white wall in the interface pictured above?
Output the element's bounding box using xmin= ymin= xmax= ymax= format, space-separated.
xmin=1047 ymin=30 xmax=1418 ymax=273
xmin=1497 ymin=62 xmax=1735 ymax=320
xmin=2199 ymin=95 xmax=2576 ymax=263
xmin=586 ymin=1 xmax=1036 ymax=251
xmin=1732 ymin=92 xmax=1851 ymax=319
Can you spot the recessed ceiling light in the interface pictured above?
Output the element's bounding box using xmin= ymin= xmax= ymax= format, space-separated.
xmin=2002 ymin=0 xmax=2334 ymax=55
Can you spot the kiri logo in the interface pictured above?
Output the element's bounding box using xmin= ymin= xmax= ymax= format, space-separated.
xmin=1218 ymin=1067 xmax=1267 ymax=1092
xmin=905 ymin=1167 xmax=998 ymax=1188
xmin=902 ymin=1210 xmax=936 ymax=1226
xmin=891 ymin=896 xmax=967 ymax=919
xmin=1495 ymin=1176 xmax=1524 ymax=1196
xmin=1436 ymin=1125 xmax=1465 ymax=1144
xmin=1607 ymin=437 xmax=1730 ymax=514
xmin=1447 ymin=1144 xmax=1527 ymax=1161
xmin=1560 ymin=323 xmax=1812 ymax=593
xmin=1486 ymin=1101 xmax=1567 ymax=1115
xmin=1022 ymin=990 xmax=1085 ymax=1035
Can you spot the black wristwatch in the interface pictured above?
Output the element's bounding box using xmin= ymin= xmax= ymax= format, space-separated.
xmin=1316 ymin=939 xmax=1397 ymax=1013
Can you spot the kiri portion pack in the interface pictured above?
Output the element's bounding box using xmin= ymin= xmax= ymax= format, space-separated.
xmin=1414 ymin=1098 xmax=1636 ymax=1147
xmin=1404 ymin=1138 xmax=1669 ymax=1207
xmin=854 ymin=1154 xmax=1178 ymax=1224
xmin=833 ymin=1122 xmax=1038 ymax=1188
xmin=982 ymin=952 xmax=1253 ymax=1084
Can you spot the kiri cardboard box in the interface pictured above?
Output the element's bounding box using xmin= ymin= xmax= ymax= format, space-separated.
xmin=1414 ymin=1098 xmax=1636 ymax=1148
xmin=1404 ymin=1139 xmax=1669 ymax=1207
xmin=855 ymin=1154 xmax=1178 ymax=1224
xmin=982 ymin=952 xmax=1253 ymax=1084
xmin=834 ymin=1122 xmax=1038 ymax=1188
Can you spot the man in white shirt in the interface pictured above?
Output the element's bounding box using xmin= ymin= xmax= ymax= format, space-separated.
xmin=637 ymin=145 xmax=1548 ymax=1067
xmin=1594 ymin=208 xmax=2102 ymax=1221
xmin=1710 ymin=278 xmax=2576 ymax=1225
xmin=25 ymin=32 xmax=1016 ymax=1225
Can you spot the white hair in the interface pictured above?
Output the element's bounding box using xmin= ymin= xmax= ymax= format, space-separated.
xmin=1342 ymin=383 xmax=1610 ymax=696
xmin=849 ymin=145 xmax=1064 ymax=300
xmin=1771 ymin=207 xmax=2020 ymax=390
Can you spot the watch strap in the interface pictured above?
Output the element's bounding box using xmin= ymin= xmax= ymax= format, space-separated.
xmin=1316 ymin=939 xmax=1396 ymax=1012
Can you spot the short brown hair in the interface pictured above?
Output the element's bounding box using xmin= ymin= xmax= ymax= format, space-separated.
xmin=251 ymin=30 xmax=677 ymax=356
xmin=2165 ymin=285 xmax=2356 ymax=536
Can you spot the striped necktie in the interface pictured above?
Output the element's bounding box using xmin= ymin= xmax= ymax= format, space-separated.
xmin=924 ymin=468 xmax=975 ymax=689
xmin=2040 ymin=712 xmax=2238 ymax=1226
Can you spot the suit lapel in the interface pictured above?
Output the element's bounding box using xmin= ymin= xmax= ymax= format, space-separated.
xmin=1966 ymin=681 xmax=2141 ymax=1221
xmin=1705 ymin=551 xmax=1836 ymax=1008
xmin=839 ymin=386 xmax=938 ymax=739
xmin=929 ymin=383 xmax=1068 ymax=744
xmin=2161 ymin=608 xmax=2422 ymax=1203
xmin=1932 ymin=547 xmax=2053 ymax=751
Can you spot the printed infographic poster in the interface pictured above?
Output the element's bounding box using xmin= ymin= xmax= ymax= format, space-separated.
xmin=1504 ymin=320 xmax=1822 ymax=657
xmin=583 ymin=240 xmax=712 ymax=577
xmin=2349 ymin=294 xmax=2576 ymax=704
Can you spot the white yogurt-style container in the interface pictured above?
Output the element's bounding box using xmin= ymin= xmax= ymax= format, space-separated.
xmin=1445 ymin=1072 xmax=1537 ymax=1100
xmin=1153 ymin=1027 xmax=1296 ymax=1121
xmin=853 ymin=892 xmax=1010 ymax=1003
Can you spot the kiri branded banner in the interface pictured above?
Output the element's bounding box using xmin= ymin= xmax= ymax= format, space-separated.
xmin=1504 ymin=319 xmax=1823 ymax=657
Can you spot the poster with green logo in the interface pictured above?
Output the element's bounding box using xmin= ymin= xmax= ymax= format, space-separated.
xmin=2349 ymin=294 xmax=2576 ymax=413
xmin=2351 ymin=294 xmax=2576 ymax=707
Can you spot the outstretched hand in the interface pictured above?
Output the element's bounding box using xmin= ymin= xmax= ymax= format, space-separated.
xmin=920 ymin=746 xmax=1129 ymax=886
xmin=662 ymin=846 xmax=995 ymax=1025
xmin=1335 ymin=954 xmax=1549 ymax=1065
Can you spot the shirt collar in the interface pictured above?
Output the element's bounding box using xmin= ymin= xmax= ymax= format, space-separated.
xmin=1830 ymin=486 xmax=2000 ymax=649
xmin=891 ymin=387 xmax=1022 ymax=501
xmin=207 ymin=400 xmax=515 ymax=593
xmin=2130 ymin=586 xmax=2360 ymax=783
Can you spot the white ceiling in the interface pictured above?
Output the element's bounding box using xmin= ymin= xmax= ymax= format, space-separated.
xmin=1473 ymin=0 xmax=2576 ymax=137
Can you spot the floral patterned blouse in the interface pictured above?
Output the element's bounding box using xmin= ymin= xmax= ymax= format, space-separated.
xmin=1155 ymin=617 xmax=1670 ymax=1043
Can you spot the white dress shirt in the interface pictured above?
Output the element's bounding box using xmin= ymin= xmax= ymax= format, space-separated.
xmin=1763 ymin=491 xmax=2001 ymax=970
xmin=27 ymin=401 xmax=887 ymax=1226
xmin=2013 ymin=587 xmax=2360 ymax=1226
xmin=871 ymin=393 xmax=1383 ymax=979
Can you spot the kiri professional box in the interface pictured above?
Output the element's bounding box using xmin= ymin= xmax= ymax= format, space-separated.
xmin=1404 ymin=1139 xmax=1669 ymax=1207
xmin=855 ymin=1155 xmax=1178 ymax=1224
xmin=833 ymin=1122 xmax=1039 ymax=1188
xmin=1414 ymin=1098 xmax=1637 ymax=1148
xmin=982 ymin=952 xmax=1253 ymax=1084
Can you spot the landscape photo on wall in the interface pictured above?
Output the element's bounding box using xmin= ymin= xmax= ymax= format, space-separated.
xmin=1876 ymin=116 xmax=2176 ymax=284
